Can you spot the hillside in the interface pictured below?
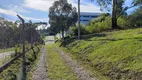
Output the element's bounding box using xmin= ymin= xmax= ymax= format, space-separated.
xmin=58 ymin=28 xmax=142 ymax=80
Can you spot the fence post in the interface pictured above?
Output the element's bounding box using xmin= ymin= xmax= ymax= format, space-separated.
xmin=17 ymin=15 xmax=26 ymax=80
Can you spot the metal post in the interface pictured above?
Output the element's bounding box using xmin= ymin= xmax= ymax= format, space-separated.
xmin=17 ymin=15 xmax=26 ymax=80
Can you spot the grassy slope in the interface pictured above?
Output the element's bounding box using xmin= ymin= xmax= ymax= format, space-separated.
xmin=59 ymin=28 xmax=142 ymax=80
xmin=46 ymin=45 xmax=77 ymax=80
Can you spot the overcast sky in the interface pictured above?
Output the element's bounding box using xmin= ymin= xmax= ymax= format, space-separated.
xmin=0 ymin=0 xmax=133 ymax=23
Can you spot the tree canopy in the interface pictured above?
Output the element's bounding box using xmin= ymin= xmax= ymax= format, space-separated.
xmin=49 ymin=0 xmax=77 ymax=38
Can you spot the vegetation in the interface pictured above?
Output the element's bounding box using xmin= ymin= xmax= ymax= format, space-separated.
xmin=26 ymin=45 xmax=42 ymax=80
xmin=0 ymin=45 xmax=41 ymax=80
xmin=0 ymin=18 xmax=19 ymax=49
xmin=49 ymin=0 xmax=77 ymax=39
xmin=46 ymin=44 xmax=77 ymax=80
xmin=0 ymin=47 xmax=14 ymax=53
xmin=0 ymin=18 xmax=44 ymax=49
xmin=58 ymin=28 xmax=142 ymax=80
xmin=91 ymin=0 xmax=135 ymax=29
xmin=70 ymin=24 xmax=89 ymax=36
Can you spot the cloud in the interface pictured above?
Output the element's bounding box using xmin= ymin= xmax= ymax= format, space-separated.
xmin=0 ymin=8 xmax=48 ymax=22
xmin=23 ymin=0 xmax=101 ymax=13
xmin=0 ymin=8 xmax=17 ymax=17
xmin=73 ymin=1 xmax=102 ymax=13
xmin=8 ymin=4 xmax=30 ymax=13
xmin=23 ymin=0 xmax=54 ymax=12
xmin=21 ymin=15 xmax=49 ymax=22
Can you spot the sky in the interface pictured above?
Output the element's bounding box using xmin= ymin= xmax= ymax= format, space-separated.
xmin=0 ymin=0 xmax=134 ymax=25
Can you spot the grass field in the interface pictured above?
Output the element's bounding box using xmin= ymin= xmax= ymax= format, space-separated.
xmin=58 ymin=28 xmax=142 ymax=80
xmin=46 ymin=45 xmax=77 ymax=80
xmin=0 ymin=47 xmax=14 ymax=53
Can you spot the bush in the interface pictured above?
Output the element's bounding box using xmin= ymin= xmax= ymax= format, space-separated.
xmin=117 ymin=17 xmax=130 ymax=29
xmin=86 ymin=16 xmax=111 ymax=33
xmin=88 ymin=13 xmax=110 ymax=26
xmin=70 ymin=25 xmax=89 ymax=36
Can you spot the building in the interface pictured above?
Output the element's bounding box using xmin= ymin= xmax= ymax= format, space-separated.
xmin=80 ymin=12 xmax=101 ymax=25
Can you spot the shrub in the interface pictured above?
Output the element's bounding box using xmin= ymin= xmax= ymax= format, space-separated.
xmin=117 ymin=17 xmax=130 ymax=29
xmin=70 ymin=25 xmax=89 ymax=36
xmin=86 ymin=16 xmax=111 ymax=33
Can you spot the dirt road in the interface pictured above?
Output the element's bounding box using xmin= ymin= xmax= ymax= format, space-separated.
xmin=32 ymin=36 xmax=54 ymax=80
xmin=32 ymin=36 xmax=98 ymax=80
xmin=32 ymin=46 xmax=48 ymax=80
xmin=55 ymin=47 xmax=98 ymax=80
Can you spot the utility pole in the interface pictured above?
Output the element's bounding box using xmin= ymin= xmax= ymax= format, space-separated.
xmin=17 ymin=15 xmax=26 ymax=80
xmin=78 ymin=0 xmax=81 ymax=39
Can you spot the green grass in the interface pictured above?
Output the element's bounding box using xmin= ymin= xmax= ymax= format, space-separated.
xmin=46 ymin=44 xmax=77 ymax=80
xmin=0 ymin=45 xmax=41 ymax=80
xmin=58 ymin=28 xmax=142 ymax=80
xmin=0 ymin=47 xmax=14 ymax=53
xmin=26 ymin=45 xmax=41 ymax=80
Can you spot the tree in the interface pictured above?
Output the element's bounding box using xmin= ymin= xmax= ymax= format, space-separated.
xmin=133 ymin=0 xmax=142 ymax=6
xmin=49 ymin=0 xmax=77 ymax=39
xmin=92 ymin=0 xmax=133 ymax=29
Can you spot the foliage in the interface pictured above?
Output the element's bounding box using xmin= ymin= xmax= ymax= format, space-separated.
xmin=0 ymin=47 xmax=14 ymax=53
xmin=117 ymin=16 xmax=130 ymax=29
xmin=86 ymin=14 xmax=111 ymax=33
xmin=0 ymin=18 xmax=43 ymax=49
xmin=0 ymin=45 xmax=40 ymax=80
xmin=69 ymin=14 xmax=132 ymax=35
xmin=92 ymin=0 xmax=133 ymax=29
xmin=49 ymin=0 xmax=77 ymax=38
xmin=133 ymin=0 xmax=142 ymax=6
xmin=87 ymin=17 xmax=112 ymax=33
xmin=70 ymin=25 xmax=89 ymax=36
xmin=128 ymin=7 xmax=142 ymax=27
xmin=59 ymin=28 xmax=142 ymax=80
xmin=0 ymin=18 xmax=19 ymax=49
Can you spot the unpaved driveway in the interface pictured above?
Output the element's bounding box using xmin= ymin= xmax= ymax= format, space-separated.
xmin=45 ymin=36 xmax=55 ymax=44
xmin=32 ymin=35 xmax=98 ymax=80
xmin=55 ymin=47 xmax=98 ymax=80
xmin=32 ymin=46 xmax=48 ymax=80
xmin=32 ymin=36 xmax=54 ymax=80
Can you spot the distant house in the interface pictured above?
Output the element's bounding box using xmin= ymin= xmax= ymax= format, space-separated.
xmin=80 ymin=12 xmax=101 ymax=25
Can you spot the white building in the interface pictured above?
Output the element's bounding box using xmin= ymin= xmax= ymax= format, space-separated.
xmin=80 ymin=12 xmax=101 ymax=25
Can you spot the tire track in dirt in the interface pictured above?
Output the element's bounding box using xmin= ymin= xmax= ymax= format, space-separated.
xmin=55 ymin=46 xmax=98 ymax=80
xmin=32 ymin=46 xmax=48 ymax=80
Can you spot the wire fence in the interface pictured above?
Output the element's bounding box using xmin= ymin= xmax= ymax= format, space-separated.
xmin=0 ymin=14 xmax=44 ymax=80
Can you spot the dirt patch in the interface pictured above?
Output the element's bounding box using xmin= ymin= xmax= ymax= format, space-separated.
xmin=32 ymin=46 xmax=48 ymax=80
xmin=55 ymin=46 xmax=98 ymax=80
